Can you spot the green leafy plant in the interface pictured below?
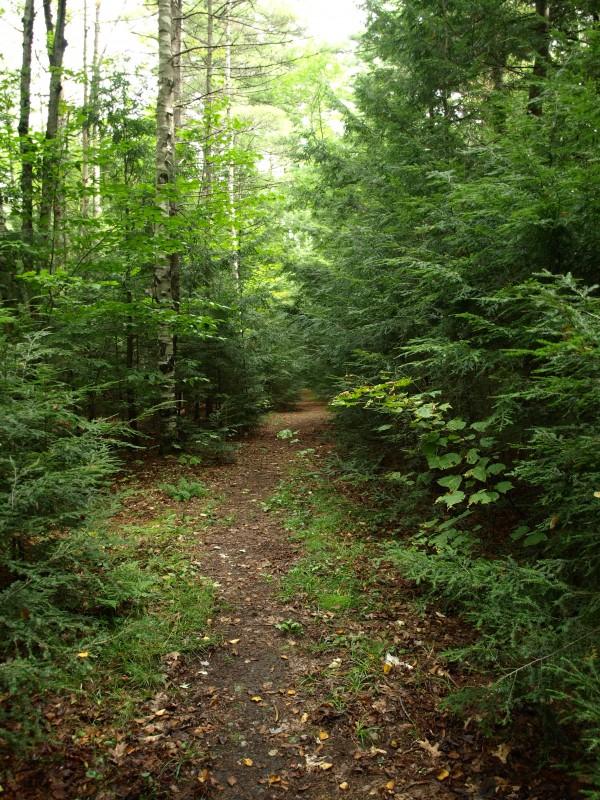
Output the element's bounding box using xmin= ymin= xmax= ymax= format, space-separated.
xmin=274 ymin=619 xmax=304 ymax=636
xmin=158 ymin=477 xmax=209 ymax=502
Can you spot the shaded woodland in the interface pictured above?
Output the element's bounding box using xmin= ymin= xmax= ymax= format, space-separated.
xmin=2 ymin=0 xmax=600 ymax=795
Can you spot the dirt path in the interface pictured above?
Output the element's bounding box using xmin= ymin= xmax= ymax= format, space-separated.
xmin=186 ymin=400 xmax=344 ymax=799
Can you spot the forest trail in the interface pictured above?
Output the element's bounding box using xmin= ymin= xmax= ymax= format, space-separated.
xmin=143 ymin=398 xmax=460 ymax=800
xmin=6 ymin=402 xmax=575 ymax=799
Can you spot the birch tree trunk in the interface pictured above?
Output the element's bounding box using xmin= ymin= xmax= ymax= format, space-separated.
xmin=153 ymin=0 xmax=177 ymax=448
xmin=171 ymin=0 xmax=183 ymax=414
xmin=40 ymin=0 xmax=68 ymax=264
xmin=18 ymin=0 xmax=35 ymax=276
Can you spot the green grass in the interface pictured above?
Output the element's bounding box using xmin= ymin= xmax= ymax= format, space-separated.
xmin=272 ymin=477 xmax=366 ymax=612
xmin=269 ymin=469 xmax=398 ymax=710
xmin=79 ymin=513 xmax=217 ymax=691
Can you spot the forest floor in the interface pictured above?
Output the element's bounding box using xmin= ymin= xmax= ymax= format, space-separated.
xmin=3 ymin=400 xmax=579 ymax=799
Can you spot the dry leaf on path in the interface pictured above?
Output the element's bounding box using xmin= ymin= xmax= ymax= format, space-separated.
xmin=493 ymin=743 xmax=512 ymax=764
xmin=418 ymin=739 xmax=442 ymax=759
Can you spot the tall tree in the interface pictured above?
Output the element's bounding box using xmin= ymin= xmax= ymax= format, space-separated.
xmin=225 ymin=0 xmax=240 ymax=289
xmin=39 ymin=0 xmax=68 ymax=265
xmin=528 ymin=0 xmax=550 ymax=116
xmin=18 ymin=0 xmax=35 ymax=277
xmin=154 ymin=0 xmax=178 ymax=447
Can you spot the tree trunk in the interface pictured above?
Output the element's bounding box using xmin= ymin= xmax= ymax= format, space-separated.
xmin=91 ymin=0 xmax=102 ymax=215
xmin=18 ymin=0 xmax=35 ymax=275
xmin=171 ymin=0 xmax=183 ymax=415
xmin=528 ymin=0 xmax=550 ymax=116
xmin=225 ymin=1 xmax=240 ymax=290
xmin=153 ymin=0 xmax=177 ymax=449
xmin=40 ymin=0 xmax=68 ymax=267
xmin=201 ymin=0 xmax=214 ymax=199
xmin=82 ymin=0 xmax=90 ymax=218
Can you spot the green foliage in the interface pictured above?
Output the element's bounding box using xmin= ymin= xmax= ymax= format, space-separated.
xmin=0 ymin=334 xmax=215 ymax=746
xmin=0 ymin=333 xmax=121 ymax=555
xmin=272 ymin=474 xmax=366 ymax=613
xmin=158 ymin=477 xmax=208 ymax=502
xmin=290 ymin=0 xmax=600 ymax=787
xmin=384 ymin=542 xmax=600 ymax=787
xmin=274 ymin=619 xmax=303 ymax=636
xmin=0 ymin=509 xmax=215 ymax=748
xmin=276 ymin=427 xmax=299 ymax=441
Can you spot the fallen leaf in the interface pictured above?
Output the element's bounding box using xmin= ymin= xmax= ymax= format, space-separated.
xmin=493 ymin=743 xmax=512 ymax=764
xmin=339 ymin=781 xmax=349 ymax=790
xmin=318 ymin=731 xmax=330 ymax=741
xmin=242 ymin=758 xmax=254 ymax=767
xmin=287 ymin=688 xmax=297 ymax=696
xmin=154 ymin=708 xmax=167 ymax=717
xmin=418 ymin=739 xmax=442 ymax=759
xmin=300 ymin=712 xmax=309 ymax=724
xmin=437 ymin=769 xmax=450 ymax=781
xmin=385 ymin=780 xmax=395 ymax=790
xmin=268 ymin=775 xmax=281 ymax=785
xmin=383 ymin=662 xmax=393 ymax=675
xmin=111 ymin=742 xmax=127 ymax=760
xmin=319 ymin=762 xmax=333 ymax=771
xmin=198 ymin=769 xmax=211 ymax=784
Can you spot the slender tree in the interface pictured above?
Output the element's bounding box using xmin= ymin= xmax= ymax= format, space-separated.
xmin=154 ymin=0 xmax=178 ymax=447
xmin=528 ymin=0 xmax=550 ymax=116
xmin=225 ymin=0 xmax=240 ymax=289
xmin=39 ymin=0 xmax=68 ymax=263
xmin=18 ymin=0 xmax=35 ymax=277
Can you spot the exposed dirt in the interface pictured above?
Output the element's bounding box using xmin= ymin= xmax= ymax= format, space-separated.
xmin=1 ymin=401 xmax=581 ymax=799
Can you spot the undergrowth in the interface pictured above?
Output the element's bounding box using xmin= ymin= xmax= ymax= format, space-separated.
xmin=271 ymin=472 xmax=366 ymax=613
xmin=0 ymin=507 xmax=216 ymax=751
xmin=269 ymin=466 xmax=394 ymax=712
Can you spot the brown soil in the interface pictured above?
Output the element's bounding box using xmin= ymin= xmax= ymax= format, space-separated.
xmin=1 ymin=401 xmax=581 ymax=800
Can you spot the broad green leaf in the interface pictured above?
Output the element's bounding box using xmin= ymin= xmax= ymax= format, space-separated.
xmin=466 ymin=448 xmax=479 ymax=464
xmin=466 ymin=464 xmax=488 ymax=482
xmin=468 ymin=490 xmax=499 ymax=506
xmin=446 ymin=418 xmax=467 ymax=431
xmin=487 ymin=462 xmax=506 ymax=475
xmin=471 ymin=420 xmax=491 ymax=432
xmin=437 ymin=474 xmax=462 ymax=491
xmin=435 ymin=452 xmax=462 ymax=469
xmin=436 ymin=490 xmax=466 ymax=508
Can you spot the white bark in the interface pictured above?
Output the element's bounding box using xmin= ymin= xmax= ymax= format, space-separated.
xmin=153 ymin=0 xmax=177 ymax=447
